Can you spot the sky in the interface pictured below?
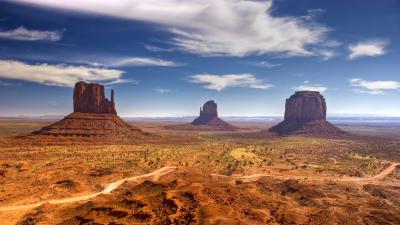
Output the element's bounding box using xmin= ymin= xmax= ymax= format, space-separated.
xmin=0 ymin=0 xmax=399 ymax=117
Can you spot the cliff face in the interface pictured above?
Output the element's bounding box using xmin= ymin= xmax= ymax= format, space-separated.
xmin=284 ymin=91 xmax=326 ymax=122
xmin=192 ymin=100 xmax=218 ymax=125
xmin=35 ymin=81 xmax=144 ymax=139
xmin=73 ymin=81 xmax=116 ymax=115
xmin=270 ymin=91 xmax=345 ymax=135
xmin=164 ymin=100 xmax=235 ymax=131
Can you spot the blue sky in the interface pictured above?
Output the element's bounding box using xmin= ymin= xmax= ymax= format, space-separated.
xmin=0 ymin=0 xmax=399 ymax=117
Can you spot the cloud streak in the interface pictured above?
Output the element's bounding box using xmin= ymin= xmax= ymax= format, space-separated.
xmin=0 ymin=26 xmax=63 ymax=42
xmin=295 ymin=81 xmax=327 ymax=93
xmin=189 ymin=73 xmax=272 ymax=91
xmin=108 ymin=57 xmax=181 ymax=67
xmin=350 ymin=78 xmax=400 ymax=94
xmin=0 ymin=59 xmax=128 ymax=87
xmin=348 ymin=40 xmax=387 ymax=60
xmin=252 ymin=61 xmax=282 ymax=68
xmin=15 ymin=0 xmax=331 ymax=57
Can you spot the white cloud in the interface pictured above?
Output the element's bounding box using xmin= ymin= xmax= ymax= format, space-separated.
xmin=0 ymin=59 xmax=127 ymax=87
xmin=22 ymin=54 xmax=181 ymax=68
xmin=103 ymin=78 xmax=137 ymax=86
xmin=15 ymin=0 xmax=331 ymax=57
xmin=0 ymin=26 xmax=63 ymax=42
xmin=316 ymin=49 xmax=336 ymax=60
xmin=350 ymin=78 xmax=400 ymax=94
xmin=294 ymin=81 xmax=327 ymax=93
xmin=348 ymin=40 xmax=387 ymax=59
xmin=155 ymin=88 xmax=172 ymax=94
xmin=144 ymin=45 xmax=175 ymax=52
xmin=252 ymin=61 xmax=282 ymax=68
xmin=108 ymin=57 xmax=180 ymax=67
xmin=189 ymin=73 xmax=272 ymax=91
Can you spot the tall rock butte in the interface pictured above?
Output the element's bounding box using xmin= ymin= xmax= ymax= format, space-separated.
xmin=73 ymin=81 xmax=116 ymax=114
xmin=188 ymin=100 xmax=236 ymax=130
xmin=269 ymin=91 xmax=345 ymax=135
xmin=192 ymin=100 xmax=218 ymax=125
xmin=166 ymin=100 xmax=236 ymax=131
xmin=36 ymin=81 xmax=143 ymax=138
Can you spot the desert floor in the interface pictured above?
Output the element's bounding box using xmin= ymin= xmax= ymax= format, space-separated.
xmin=0 ymin=119 xmax=399 ymax=224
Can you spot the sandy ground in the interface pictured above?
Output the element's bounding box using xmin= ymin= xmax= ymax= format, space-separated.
xmin=1 ymin=120 xmax=400 ymax=224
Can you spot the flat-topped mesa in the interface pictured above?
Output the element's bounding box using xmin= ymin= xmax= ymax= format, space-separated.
xmin=192 ymin=100 xmax=218 ymax=125
xmin=284 ymin=91 xmax=326 ymax=122
xmin=73 ymin=81 xmax=116 ymax=115
xmin=270 ymin=91 xmax=345 ymax=135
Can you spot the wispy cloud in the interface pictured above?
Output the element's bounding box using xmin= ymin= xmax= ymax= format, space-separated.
xmin=0 ymin=59 xmax=127 ymax=87
xmin=108 ymin=57 xmax=181 ymax=67
xmin=15 ymin=0 xmax=331 ymax=58
xmin=350 ymin=78 xmax=400 ymax=94
xmin=315 ymin=49 xmax=336 ymax=61
xmin=145 ymin=45 xmax=175 ymax=52
xmin=155 ymin=88 xmax=172 ymax=94
xmin=0 ymin=26 xmax=63 ymax=42
xmin=251 ymin=61 xmax=282 ymax=68
xmin=103 ymin=78 xmax=137 ymax=86
xmin=4 ymin=52 xmax=182 ymax=68
xmin=294 ymin=81 xmax=327 ymax=93
xmin=348 ymin=40 xmax=387 ymax=60
xmin=189 ymin=73 xmax=272 ymax=91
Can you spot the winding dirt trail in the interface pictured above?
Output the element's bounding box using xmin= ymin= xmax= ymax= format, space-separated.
xmin=1 ymin=163 xmax=399 ymax=212
xmin=213 ymin=162 xmax=400 ymax=183
xmin=343 ymin=162 xmax=400 ymax=181
xmin=0 ymin=166 xmax=176 ymax=212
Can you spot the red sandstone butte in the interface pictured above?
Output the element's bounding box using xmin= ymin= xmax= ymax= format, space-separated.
xmin=36 ymin=81 xmax=143 ymax=138
xmin=270 ymin=91 xmax=345 ymax=135
xmin=73 ymin=81 xmax=116 ymax=115
xmin=189 ymin=100 xmax=236 ymax=130
xmin=192 ymin=100 xmax=218 ymax=125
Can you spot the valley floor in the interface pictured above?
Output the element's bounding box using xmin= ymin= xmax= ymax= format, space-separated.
xmin=0 ymin=120 xmax=399 ymax=224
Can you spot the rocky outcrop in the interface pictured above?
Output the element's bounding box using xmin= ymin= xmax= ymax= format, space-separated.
xmin=166 ymin=100 xmax=236 ymax=131
xmin=190 ymin=100 xmax=236 ymax=130
xmin=284 ymin=91 xmax=326 ymax=122
xmin=35 ymin=81 xmax=144 ymax=139
xmin=192 ymin=100 xmax=218 ymax=125
xmin=38 ymin=112 xmax=143 ymax=137
xmin=270 ymin=91 xmax=345 ymax=135
xmin=73 ymin=81 xmax=116 ymax=115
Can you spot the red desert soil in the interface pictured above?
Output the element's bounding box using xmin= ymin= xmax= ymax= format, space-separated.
xmin=1 ymin=120 xmax=400 ymax=224
xmin=1 ymin=163 xmax=398 ymax=212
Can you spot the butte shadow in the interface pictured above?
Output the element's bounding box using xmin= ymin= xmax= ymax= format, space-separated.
xmin=269 ymin=91 xmax=346 ymax=136
xmin=32 ymin=81 xmax=147 ymax=141
xmin=165 ymin=100 xmax=237 ymax=131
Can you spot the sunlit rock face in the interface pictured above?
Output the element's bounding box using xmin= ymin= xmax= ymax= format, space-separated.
xmin=35 ymin=81 xmax=144 ymax=138
xmin=73 ymin=81 xmax=116 ymax=115
xmin=270 ymin=91 xmax=345 ymax=136
xmin=284 ymin=91 xmax=326 ymax=122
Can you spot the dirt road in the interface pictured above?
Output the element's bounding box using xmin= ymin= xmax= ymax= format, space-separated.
xmin=0 ymin=166 xmax=176 ymax=211
xmin=1 ymin=163 xmax=399 ymax=212
xmin=213 ymin=162 xmax=400 ymax=183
